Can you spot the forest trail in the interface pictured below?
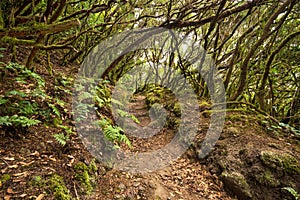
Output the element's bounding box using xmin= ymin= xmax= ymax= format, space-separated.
xmin=92 ymin=94 xmax=232 ymax=200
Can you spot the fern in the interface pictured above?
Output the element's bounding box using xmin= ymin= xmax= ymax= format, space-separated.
xmin=9 ymin=115 xmax=41 ymax=127
xmin=117 ymin=109 xmax=140 ymax=124
xmin=0 ymin=116 xmax=12 ymax=126
xmin=6 ymin=90 xmax=27 ymax=98
xmin=18 ymin=101 xmax=38 ymax=115
xmin=94 ymin=95 xmax=105 ymax=108
xmin=22 ymin=68 xmax=45 ymax=87
xmin=98 ymin=118 xmax=131 ymax=147
xmin=48 ymin=103 xmax=61 ymax=117
xmin=0 ymin=97 xmax=8 ymax=105
xmin=53 ymin=133 xmax=70 ymax=146
xmin=282 ymin=187 xmax=299 ymax=200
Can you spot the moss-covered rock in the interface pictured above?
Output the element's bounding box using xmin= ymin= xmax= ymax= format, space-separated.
xmin=74 ymin=161 xmax=98 ymax=195
xmin=256 ymin=169 xmax=280 ymax=187
xmin=260 ymin=151 xmax=300 ymax=174
xmin=221 ymin=171 xmax=252 ymax=199
xmin=48 ymin=174 xmax=72 ymax=200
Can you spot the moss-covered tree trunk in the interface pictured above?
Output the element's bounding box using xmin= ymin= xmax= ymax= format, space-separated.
xmin=0 ymin=6 xmax=4 ymax=29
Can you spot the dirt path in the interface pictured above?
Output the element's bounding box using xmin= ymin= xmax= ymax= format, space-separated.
xmin=93 ymin=94 xmax=232 ymax=199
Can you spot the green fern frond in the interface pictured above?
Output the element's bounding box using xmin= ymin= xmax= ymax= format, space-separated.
xmin=0 ymin=97 xmax=8 ymax=105
xmin=9 ymin=115 xmax=41 ymax=127
xmin=0 ymin=116 xmax=12 ymax=126
xmin=282 ymin=187 xmax=299 ymax=200
xmin=54 ymin=133 xmax=70 ymax=146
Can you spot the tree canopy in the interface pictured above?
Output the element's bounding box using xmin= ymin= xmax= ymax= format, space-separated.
xmin=1 ymin=0 xmax=299 ymax=128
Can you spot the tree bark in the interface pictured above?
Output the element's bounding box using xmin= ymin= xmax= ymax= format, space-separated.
xmin=0 ymin=19 xmax=80 ymax=38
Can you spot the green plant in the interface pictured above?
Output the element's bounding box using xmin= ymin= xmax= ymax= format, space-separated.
xmin=1 ymin=174 xmax=11 ymax=183
xmin=74 ymin=79 xmax=132 ymax=147
xmin=98 ymin=118 xmax=131 ymax=148
xmin=48 ymin=174 xmax=72 ymax=200
xmin=0 ymin=47 xmax=6 ymax=65
xmin=0 ymin=62 xmax=73 ymax=144
xmin=117 ymin=109 xmax=140 ymax=124
xmin=74 ymin=161 xmax=98 ymax=195
xmin=282 ymin=187 xmax=299 ymax=200
xmin=53 ymin=133 xmax=70 ymax=146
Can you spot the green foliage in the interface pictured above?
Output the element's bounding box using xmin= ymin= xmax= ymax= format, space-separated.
xmin=53 ymin=133 xmax=70 ymax=146
xmin=0 ymin=63 xmax=46 ymax=123
xmin=117 ymin=109 xmax=140 ymax=124
xmin=74 ymin=161 xmax=98 ymax=195
xmin=1 ymin=174 xmax=11 ymax=183
xmin=10 ymin=115 xmax=40 ymax=127
xmin=30 ymin=175 xmax=44 ymax=187
xmin=75 ymin=79 xmax=132 ymax=147
xmin=48 ymin=174 xmax=72 ymax=200
xmin=282 ymin=187 xmax=299 ymax=200
xmin=0 ymin=62 xmax=73 ymax=144
xmin=261 ymin=120 xmax=300 ymax=137
xmin=98 ymin=118 xmax=131 ymax=148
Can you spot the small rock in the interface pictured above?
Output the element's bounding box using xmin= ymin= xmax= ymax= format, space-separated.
xmin=118 ymin=183 xmax=126 ymax=190
xmin=221 ymin=171 xmax=252 ymax=199
xmin=113 ymin=194 xmax=123 ymax=200
xmin=133 ymin=182 xmax=140 ymax=187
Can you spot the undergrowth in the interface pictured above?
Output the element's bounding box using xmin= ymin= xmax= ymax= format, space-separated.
xmin=74 ymin=78 xmax=132 ymax=148
xmin=0 ymin=61 xmax=73 ymax=145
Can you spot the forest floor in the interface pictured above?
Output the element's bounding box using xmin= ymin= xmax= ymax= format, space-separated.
xmin=0 ymin=50 xmax=300 ymax=200
xmin=0 ymin=93 xmax=232 ymax=200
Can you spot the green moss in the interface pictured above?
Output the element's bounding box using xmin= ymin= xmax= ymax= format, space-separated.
xmin=1 ymin=174 xmax=10 ymax=183
xmin=260 ymin=151 xmax=300 ymax=174
xmin=257 ymin=170 xmax=280 ymax=187
xmin=146 ymin=92 xmax=160 ymax=105
xmin=89 ymin=159 xmax=98 ymax=172
xmin=74 ymin=161 xmax=97 ymax=195
xmin=30 ymin=175 xmax=44 ymax=187
xmin=173 ymin=103 xmax=181 ymax=116
xmin=198 ymin=100 xmax=210 ymax=109
xmin=221 ymin=171 xmax=252 ymax=199
xmin=226 ymin=113 xmax=249 ymax=122
xmin=48 ymin=174 xmax=72 ymax=200
xmin=0 ymin=7 xmax=4 ymax=29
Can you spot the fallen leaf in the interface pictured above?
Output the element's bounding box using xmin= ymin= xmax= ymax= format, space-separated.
xmin=3 ymin=157 xmax=15 ymax=161
xmin=49 ymin=156 xmax=56 ymax=162
xmin=1 ymin=168 xmax=7 ymax=173
xmin=0 ymin=180 xmax=2 ymax=187
xmin=36 ymin=194 xmax=45 ymax=200
xmin=12 ymin=179 xmax=22 ymax=183
xmin=67 ymin=156 xmax=75 ymax=167
xmin=7 ymin=188 xmax=14 ymax=194
xmin=19 ymin=161 xmax=34 ymax=166
xmin=13 ymin=171 xmax=29 ymax=177
xmin=4 ymin=195 xmax=11 ymax=200
xmin=29 ymin=151 xmax=40 ymax=157
xmin=19 ymin=194 xmax=27 ymax=198
xmin=8 ymin=164 xmax=18 ymax=169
